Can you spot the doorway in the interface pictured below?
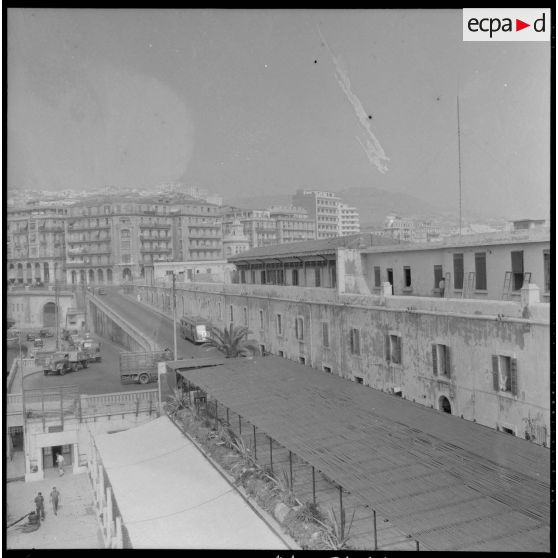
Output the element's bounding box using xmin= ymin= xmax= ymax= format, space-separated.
xmin=386 ymin=268 xmax=394 ymax=294
xmin=439 ymin=396 xmax=452 ymax=414
xmin=43 ymin=445 xmax=73 ymax=469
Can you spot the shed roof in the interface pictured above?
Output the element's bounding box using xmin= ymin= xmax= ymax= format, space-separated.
xmin=165 ymin=357 xmax=226 ymax=371
xmin=180 ymin=355 xmax=550 ymax=552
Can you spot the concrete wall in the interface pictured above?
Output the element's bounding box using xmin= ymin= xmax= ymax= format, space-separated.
xmin=136 ymin=281 xmax=550 ymax=446
xmin=7 ymin=289 xmax=76 ymax=329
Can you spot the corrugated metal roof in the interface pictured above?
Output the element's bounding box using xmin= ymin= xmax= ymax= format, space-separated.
xmin=227 ymin=233 xmax=401 ymax=262
xmin=180 ymin=356 xmax=550 ymax=552
xmin=166 ymin=357 xmax=227 ymax=371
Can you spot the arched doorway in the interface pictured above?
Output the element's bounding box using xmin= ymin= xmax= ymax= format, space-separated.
xmin=71 ymin=271 xmax=77 ymax=284
xmin=439 ymin=396 xmax=452 ymax=414
xmin=107 ymin=269 xmax=113 ymax=283
xmin=43 ymin=302 xmax=57 ymax=327
xmin=88 ymin=269 xmax=95 ymax=283
xmin=80 ymin=270 xmax=86 ymax=284
xmin=97 ymin=269 xmax=104 ymax=283
xmin=122 ymin=268 xmax=132 ymax=281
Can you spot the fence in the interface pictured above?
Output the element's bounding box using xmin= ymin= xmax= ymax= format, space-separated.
xmin=80 ymin=389 xmax=159 ymax=419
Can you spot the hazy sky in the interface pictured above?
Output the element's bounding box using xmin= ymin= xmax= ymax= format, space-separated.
xmin=8 ymin=9 xmax=550 ymax=219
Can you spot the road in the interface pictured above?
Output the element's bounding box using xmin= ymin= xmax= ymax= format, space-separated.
xmin=100 ymin=288 xmax=221 ymax=361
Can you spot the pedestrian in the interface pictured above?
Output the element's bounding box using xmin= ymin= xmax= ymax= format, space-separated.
xmin=438 ymin=277 xmax=445 ymax=298
xmin=34 ymin=492 xmax=45 ymax=520
xmin=50 ymin=487 xmax=61 ymax=516
xmin=56 ymin=452 xmax=65 ymax=476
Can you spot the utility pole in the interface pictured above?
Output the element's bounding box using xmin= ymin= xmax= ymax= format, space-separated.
xmin=172 ymin=272 xmax=177 ymax=360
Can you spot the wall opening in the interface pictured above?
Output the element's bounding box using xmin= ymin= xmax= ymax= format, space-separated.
xmin=439 ymin=396 xmax=452 ymax=414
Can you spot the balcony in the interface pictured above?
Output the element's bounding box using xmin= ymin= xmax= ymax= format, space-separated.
xmin=140 ymin=223 xmax=171 ymax=229
xmin=68 ymin=224 xmax=110 ymax=231
xmin=140 ymin=247 xmax=172 ymax=253
xmin=140 ymin=235 xmax=169 ymax=241
xmin=65 ymin=260 xmax=113 ymax=268
xmin=38 ymin=226 xmax=64 ymax=232
xmin=68 ymin=237 xmax=111 ymax=244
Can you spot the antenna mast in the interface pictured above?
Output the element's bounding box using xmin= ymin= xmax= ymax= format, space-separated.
xmin=457 ymin=96 xmax=463 ymax=237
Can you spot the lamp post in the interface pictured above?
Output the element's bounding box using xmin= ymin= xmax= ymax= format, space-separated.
xmin=172 ymin=272 xmax=178 ymax=360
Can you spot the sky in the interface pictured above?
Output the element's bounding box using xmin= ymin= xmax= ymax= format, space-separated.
xmin=8 ymin=9 xmax=551 ymax=219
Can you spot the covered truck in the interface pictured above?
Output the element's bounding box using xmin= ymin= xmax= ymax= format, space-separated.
xmin=80 ymin=338 xmax=101 ymax=362
xmin=43 ymin=351 xmax=89 ymax=376
xmin=120 ymin=349 xmax=174 ymax=385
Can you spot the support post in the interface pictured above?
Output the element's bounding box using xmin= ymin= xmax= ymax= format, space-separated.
xmin=416 ymin=540 xmax=420 ymax=551
xmin=60 ymin=387 xmax=64 ymax=431
xmin=215 ymin=401 xmax=219 ymax=430
xmin=239 ymin=414 xmax=242 ymax=435
xmin=253 ymin=424 xmax=257 ymax=460
xmin=339 ymin=485 xmax=343 ymax=520
xmin=373 ymin=509 xmax=378 ymax=550
xmin=269 ymin=437 xmax=273 ymax=472
xmin=289 ymin=451 xmax=293 ymax=486
xmin=312 ymin=466 xmax=316 ymax=505
xmin=226 ymin=407 xmax=230 ymax=426
xmin=135 ymin=398 xmax=140 ymax=417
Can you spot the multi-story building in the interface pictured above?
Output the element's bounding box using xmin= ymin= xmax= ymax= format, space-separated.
xmin=138 ymin=227 xmax=550 ymax=445
xmin=292 ymin=190 xmax=340 ymax=239
xmin=222 ymin=219 xmax=251 ymax=257
xmin=268 ymin=206 xmax=316 ymax=244
xmin=7 ymin=206 xmax=67 ymax=285
xmin=338 ymin=203 xmax=360 ymax=236
xmin=221 ymin=208 xmax=277 ymax=249
xmin=384 ymin=214 xmax=440 ymax=243
xmin=64 ymin=196 xmax=222 ymax=285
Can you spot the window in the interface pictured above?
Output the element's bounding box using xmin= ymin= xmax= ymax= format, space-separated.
xmin=349 ymin=328 xmax=360 ymax=355
xmin=323 ymin=366 xmax=332 ymax=373
xmin=295 ymin=317 xmax=304 ymax=340
xmin=251 ymin=270 xmax=256 ymax=284
xmin=432 ymin=344 xmax=451 ymax=377
xmin=434 ymin=265 xmax=443 ymax=288
xmin=403 ymin=267 xmax=412 ymax=288
xmin=229 ymin=305 xmax=234 ymax=323
xmin=453 ymin=254 xmax=464 ymax=289
xmin=259 ymin=309 xmax=264 ymax=329
xmin=492 ymin=355 xmax=518 ymax=395
xmin=315 ymin=268 xmax=321 ymax=287
xmin=385 ymin=334 xmax=402 ymax=364
xmin=374 ymin=266 xmax=381 ymax=288
xmin=322 ymin=322 xmax=330 ymax=348
xmin=243 ymin=307 xmax=248 ymax=326
xmin=475 ymin=252 xmax=487 ymax=290
xmin=276 ymin=314 xmax=283 ymax=336
xmin=292 ymin=268 xmax=299 ymax=286
xmin=240 ymin=270 xmax=246 ymax=284
xmin=511 ymin=251 xmax=524 ymax=291
xmin=544 ymin=250 xmax=550 ymax=292
xmin=261 ymin=270 xmax=266 ymax=284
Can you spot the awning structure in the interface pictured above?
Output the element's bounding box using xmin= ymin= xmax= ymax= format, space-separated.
xmin=94 ymin=416 xmax=290 ymax=549
xmin=179 ymin=356 xmax=550 ymax=552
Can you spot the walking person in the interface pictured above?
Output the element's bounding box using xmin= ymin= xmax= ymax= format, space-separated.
xmin=56 ymin=452 xmax=65 ymax=476
xmin=438 ymin=277 xmax=446 ymax=298
xmin=50 ymin=487 xmax=61 ymax=516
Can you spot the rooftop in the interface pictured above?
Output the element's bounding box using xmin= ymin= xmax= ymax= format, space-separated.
xmin=179 ymin=355 xmax=550 ymax=552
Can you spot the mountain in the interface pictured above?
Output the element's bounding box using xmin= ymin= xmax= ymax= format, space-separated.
xmin=224 ymin=186 xmax=464 ymax=227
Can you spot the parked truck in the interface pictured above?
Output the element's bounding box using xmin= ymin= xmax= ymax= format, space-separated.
xmin=119 ymin=349 xmax=174 ymax=385
xmin=80 ymin=339 xmax=101 ymax=362
xmin=43 ymin=350 xmax=89 ymax=376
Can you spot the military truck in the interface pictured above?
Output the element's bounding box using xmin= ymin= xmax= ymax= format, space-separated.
xmin=120 ymin=349 xmax=174 ymax=385
xmin=80 ymin=338 xmax=101 ymax=362
xmin=43 ymin=353 xmax=72 ymax=376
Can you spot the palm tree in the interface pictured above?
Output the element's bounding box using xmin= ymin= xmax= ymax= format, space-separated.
xmin=203 ymin=324 xmax=260 ymax=358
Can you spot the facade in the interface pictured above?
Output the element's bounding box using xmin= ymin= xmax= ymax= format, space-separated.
xmin=292 ymin=189 xmax=340 ymax=239
xmin=7 ymin=206 xmax=67 ymax=286
xmin=222 ymin=219 xmax=251 ymax=257
xmin=146 ymin=260 xmax=236 ymax=285
xmin=64 ymin=197 xmax=222 ymax=285
xmin=338 ymin=203 xmax=361 ymax=236
xmin=137 ymin=230 xmax=550 ymax=446
xmin=268 ymin=206 xmax=316 ymax=244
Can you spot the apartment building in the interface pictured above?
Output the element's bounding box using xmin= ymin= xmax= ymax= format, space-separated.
xmin=64 ymin=196 xmax=222 ymax=285
xmin=268 ymin=206 xmax=316 ymax=244
xmin=7 ymin=206 xmax=67 ymax=285
xmin=292 ymin=189 xmax=340 ymax=239
xmin=338 ymin=203 xmax=360 ymax=236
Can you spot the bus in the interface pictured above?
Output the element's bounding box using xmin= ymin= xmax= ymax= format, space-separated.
xmin=179 ymin=316 xmax=211 ymax=344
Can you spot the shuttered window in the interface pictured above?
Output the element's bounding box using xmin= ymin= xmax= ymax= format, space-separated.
xmin=432 ymin=344 xmax=451 ymax=377
xmin=259 ymin=309 xmax=264 ymax=329
xmin=374 ymin=266 xmax=381 ymax=287
xmin=386 ymin=334 xmax=402 ymax=364
xmin=276 ymin=314 xmax=283 ymax=336
xmin=295 ymin=317 xmax=304 ymax=340
xmin=322 ymin=322 xmax=330 ymax=348
xmin=475 ymin=252 xmax=487 ymax=290
xmin=492 ymin=355 xmax=518 ymax=395
xmin=453 ymin=253 xmax=464 ymax=289
xmin=511 ymin=251 xmax=524 ymax=291
xmin=350 ymin=328 xmax=360 ymax=355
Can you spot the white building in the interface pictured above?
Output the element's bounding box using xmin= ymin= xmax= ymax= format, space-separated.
xmin=292 ymin=190 xmax=340 ymax=239
xmin=338 ymin=203 xmax=360 ymax=236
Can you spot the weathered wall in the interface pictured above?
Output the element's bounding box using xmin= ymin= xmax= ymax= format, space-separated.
xmin=7 ymin=289 xmax=76 ymax=329
xmin=137 ymin=281 xmax=550 ymax=446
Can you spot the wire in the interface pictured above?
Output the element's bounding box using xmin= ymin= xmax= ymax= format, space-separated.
xmin=125 ymin=487 xmax=235 ymax=525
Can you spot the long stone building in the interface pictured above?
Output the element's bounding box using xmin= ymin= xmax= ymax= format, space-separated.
xmin=136 ymin=229 xmax=550 ymax=447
